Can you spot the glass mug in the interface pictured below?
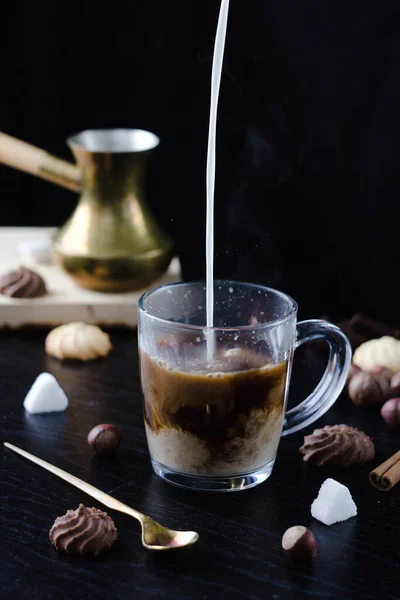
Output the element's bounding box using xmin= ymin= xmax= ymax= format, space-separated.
xmin=138 ymin=281 xmax=351 ymax=492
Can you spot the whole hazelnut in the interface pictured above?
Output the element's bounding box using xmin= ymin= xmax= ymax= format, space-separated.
xmin=346 ymin=363 xmax=361 ymax=385
xmin=381 ymin=398 xmax=400 ymax=428
xmin=371 ymin=366 xmax=393 ymax=381
xmin=390 ymin=372 xmax=400 ymax=394
xmin=348 ymin=371 xmax=390 ymax=407
xmin=282 ymin=526 xmax=317 ymax=561
xmin=88 ymin=424 xmax=122 ymax=453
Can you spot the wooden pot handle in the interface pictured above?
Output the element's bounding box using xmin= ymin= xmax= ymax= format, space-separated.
xmin=0 ymin=132 xmax=81 ymax=192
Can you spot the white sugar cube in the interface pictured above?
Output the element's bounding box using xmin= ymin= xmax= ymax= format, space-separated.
xmin=24 ymin=373 xmax=68 ymax=414
xmin=311 ymin=478 xmax=357 ymax=526
xmin=18 ymin=238 xmax=53 ymax=264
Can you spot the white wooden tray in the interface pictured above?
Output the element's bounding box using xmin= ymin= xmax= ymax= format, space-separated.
xmin=0 ymin=227 xmax=181 ymax=329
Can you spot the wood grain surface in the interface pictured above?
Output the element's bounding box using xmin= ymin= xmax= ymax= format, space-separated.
xmin=0 ymin=329 xmax=399 ymax=600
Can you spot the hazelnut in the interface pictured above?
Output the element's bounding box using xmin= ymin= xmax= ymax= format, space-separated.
xmin=88 ymin=424 xmax=122 ymax=453
xmin=346 ymin=363 xmax=361 ymax=385
xmin=371 ymin=366 xmax=393 ymax=380
xmin=282 ymin=526 xmax=317 ymax=561
xmin=381 ymin=398 xmax=400 ymax=428
xmin=348 ymin=371 xmax=390 ymax=407
xmin=390 ymin=372 xmax=400 ymax=394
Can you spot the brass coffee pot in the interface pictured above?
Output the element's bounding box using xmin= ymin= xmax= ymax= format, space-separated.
xmin=0 ymin=129 xmax=174 ymax=292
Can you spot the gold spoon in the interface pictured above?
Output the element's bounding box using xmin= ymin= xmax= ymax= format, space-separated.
xmin=4 ymin=442 xmax=199 ymax=551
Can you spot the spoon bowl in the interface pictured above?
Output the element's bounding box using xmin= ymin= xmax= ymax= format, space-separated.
xmin=140 ymin=515 xmax=199 ymax=550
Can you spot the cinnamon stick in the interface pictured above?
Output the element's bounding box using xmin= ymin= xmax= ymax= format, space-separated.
xmin=369 ymin=450 xmax=400 ymax=491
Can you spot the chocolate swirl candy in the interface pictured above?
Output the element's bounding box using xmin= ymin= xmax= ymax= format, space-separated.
xmin=0 ymin=266 xmax=46 ymax=298
xmin=49 ymin=504 xmax=117 ymax=556
xmin=300 ymin=425 xmax=375 ymax=467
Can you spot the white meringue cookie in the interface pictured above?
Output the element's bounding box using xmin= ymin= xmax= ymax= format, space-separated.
xmin=24 ymin=373 xmax=68 ymax=414
xmin=45 ymin=322 xmax=112 ymax=361
xmin=353 ymin=336 xmax=400 ymax=373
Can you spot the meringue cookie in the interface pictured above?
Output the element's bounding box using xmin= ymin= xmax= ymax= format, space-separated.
xmin=0 ymin=267 xmax=46 ymax=298
xmin=45 ymin=322 xmax=112 ymax=361
xmin=24 ymin=373 xmax=68 ymax=414
xmin=49 ymin=504 xmax=117 ymax=555
xmin=353 ymin=336 xmax=400 ymax=373
xmin=300 ymin=425 xmax=375 ymax=466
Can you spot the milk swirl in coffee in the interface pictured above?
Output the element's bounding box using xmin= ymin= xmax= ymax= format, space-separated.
xmin=141 ymin=343 xmax=288 ymax=476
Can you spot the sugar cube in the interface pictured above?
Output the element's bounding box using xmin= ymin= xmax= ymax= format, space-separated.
xmin=18 ymin=238 xmax=53 ymax=264
xmin=311 ymin=478 xmax=357 ymax=526
xmin=24 ymin=373 xmax=68 ymax=414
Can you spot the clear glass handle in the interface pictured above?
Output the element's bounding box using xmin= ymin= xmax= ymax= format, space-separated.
xmin=281 ymin=319 xmax=352 ymax=436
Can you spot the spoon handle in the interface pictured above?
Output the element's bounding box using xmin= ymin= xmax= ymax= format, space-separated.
xmin=3 ymin=442 xmax=144 ymax=522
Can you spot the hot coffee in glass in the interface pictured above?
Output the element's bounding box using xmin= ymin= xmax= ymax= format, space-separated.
xmin=138 ymin=281 xmax=350 ymax=492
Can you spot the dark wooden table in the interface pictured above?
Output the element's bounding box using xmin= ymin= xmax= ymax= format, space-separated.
xmin=1 ymin=329 xmax=399 ymax=600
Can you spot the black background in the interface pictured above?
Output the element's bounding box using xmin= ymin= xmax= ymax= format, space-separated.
xmin=2 ymin=6 xmax=400 ymax=596
xmin=2 ymin=1 xmax=400 ymax=322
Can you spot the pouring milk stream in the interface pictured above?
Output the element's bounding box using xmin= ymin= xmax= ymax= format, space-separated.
xmin=205 ymin=0 xmax=230 ymax=360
